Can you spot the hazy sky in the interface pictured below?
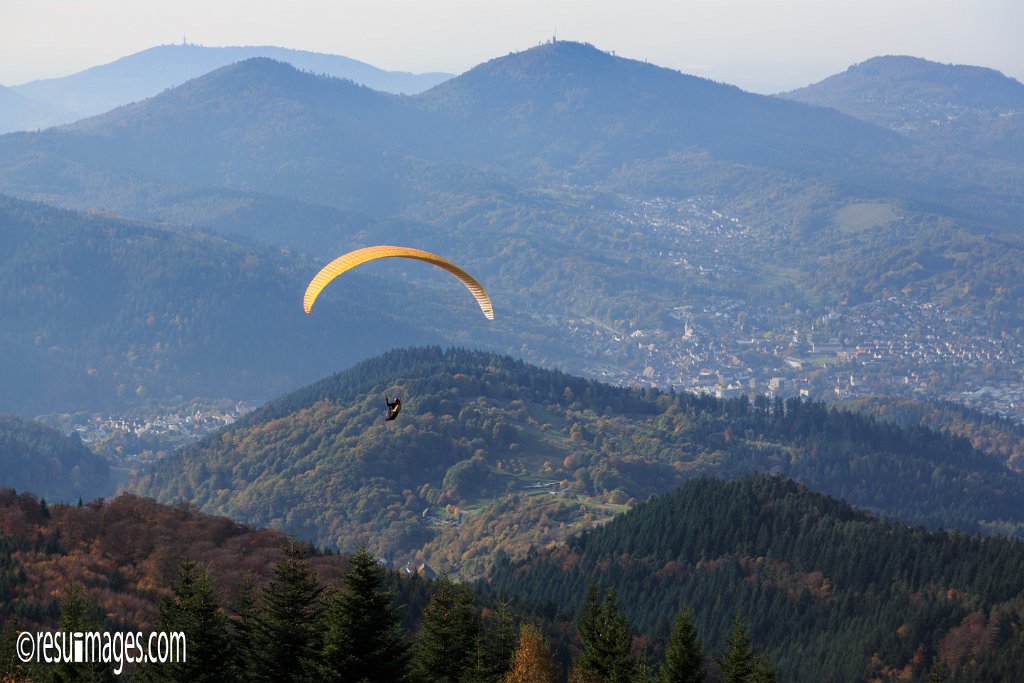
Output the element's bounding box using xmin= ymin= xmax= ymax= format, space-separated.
xmin=2 ymin=0 xmax=1022 ymax=93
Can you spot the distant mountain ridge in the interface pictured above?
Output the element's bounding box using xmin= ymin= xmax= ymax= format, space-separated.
xmin=420 ymin=40 xmax=904 ymax=178
xmin=780 ymin=55 xmax=1024 ymax=161
xmin=783 ymin=55 xmax=1024 ymax=113
xmin=2 ymin=42 xmax=1024 ymax=423
xmin=1 ymin=43 xmax=452 ymax=133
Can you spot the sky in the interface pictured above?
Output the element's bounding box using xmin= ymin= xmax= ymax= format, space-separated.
xmin=2 ymin=0 xmax=1022 ymax=93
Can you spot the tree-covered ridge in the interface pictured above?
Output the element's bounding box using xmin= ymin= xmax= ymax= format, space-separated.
xmin=135 ymin=347 xmax=1024 ymax=577
xmin=484 ymin=475 xmax=1024 ymax=682
xmin=843 ymin=396 xmax=1024 ymax=474
xmin=780 ymin=55 xmax=1024 ymax=162
xmin=0 ymin=414 xmax=110 ymax=501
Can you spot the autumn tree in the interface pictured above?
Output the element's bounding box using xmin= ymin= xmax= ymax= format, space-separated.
xmin=504 ymin=624 xmax=557 ymax=683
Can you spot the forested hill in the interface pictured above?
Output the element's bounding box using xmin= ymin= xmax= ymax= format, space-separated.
xmin=134 ymin=347 xmax=1024 ymax=577
xmin=0 ymin=415 xmax=110 ymax=502
xmin=780 ymin=55 xmax=1024 ymax=162
xmin=485 ymin=475 xmax=1024 ymax=681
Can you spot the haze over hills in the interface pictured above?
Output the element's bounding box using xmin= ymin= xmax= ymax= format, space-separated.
xmin=1 ymin=43 xmax=452 ymax=134
xmin=0 ymin=414 xmax=110 ymax=502
xmin=133 ymin=347 xmax=1024 ymax=578
xmin=0 ymin=85 xmax=74 ymax=135
xmin=1 ymin=41 xmax=1023 ymax=422
xmin=419 ymin=41 xmax=905 ymax=181
xmin=780 ymin=55 xmax=1024 ymax=162
xmin=0 ymin=194 xmax=509 ymax=415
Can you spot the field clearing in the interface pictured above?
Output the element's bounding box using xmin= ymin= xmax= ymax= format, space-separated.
xmin=834 ymin=202 xmax=899 ymax=233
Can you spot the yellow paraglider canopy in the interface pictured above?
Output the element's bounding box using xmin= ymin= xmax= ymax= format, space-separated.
xmin=303 ymin=245 xmax=494 ymax=320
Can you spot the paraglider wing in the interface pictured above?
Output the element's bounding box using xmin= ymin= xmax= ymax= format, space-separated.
xmin=303 ymin=245 xmax=494 ymax=320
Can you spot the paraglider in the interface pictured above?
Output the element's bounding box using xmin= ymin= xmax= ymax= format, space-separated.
xmin=384 ymin=392 xmax=402 ymax=421
xmin=302 ymin=246 xmax=494 ymax=320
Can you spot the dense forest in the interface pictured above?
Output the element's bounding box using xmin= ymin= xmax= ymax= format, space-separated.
xmin=843 ymin=396 xmax=1024 ymax=474
xmin=4 ymin=476 xmax=1023 ymax=681
xmin=483 ymin=475 xmax=1024 ymax=681
xmin=135 ymin=347 xmax=1024 ymax=576
xmin=0 ymin=415 xmax=110 ymax=502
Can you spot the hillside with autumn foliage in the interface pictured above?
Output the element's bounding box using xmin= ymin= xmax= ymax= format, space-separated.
xmin=134 ymin=347 xmax=1024 ymax=578
xmin=0 ymin=490 xmax=355 ymax=631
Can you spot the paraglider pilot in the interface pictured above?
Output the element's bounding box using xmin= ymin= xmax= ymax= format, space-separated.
xmin=385 ymin=393 xmax=402 ymax=421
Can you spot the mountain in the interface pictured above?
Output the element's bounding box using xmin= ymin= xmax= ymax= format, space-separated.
xmin=780 ymin=55 xmax=1024 ymax=162
xmin=419 ymin=41 xmax=905 ymax=180
xmin=133 ymin=347 xmax=1024 ymax=578
xmin=0 ymin=414 xmax=110 ymax=502
xmin=483 ymin=475 xmax=1024 ymax=681
xmin=2 ymin=43 xmax=1024 ymax=419
xmin=0 ymin=84 xmax=73 ymax=133
xmin=2 ymin=43 xmax=452 ymax=133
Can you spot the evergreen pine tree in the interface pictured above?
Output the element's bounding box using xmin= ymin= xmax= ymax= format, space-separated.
xmin=0 ymin=622 xmax=31 ymax=682
xmin=248 ymin=542 xmax=325 ymax=682
xmin=661 ymin=607 xmax=705 ymax=683
xmin=926 ymin=657 xmax=949 ymax=682
xmin=504 ymin=624 xmax=558 ymax=683
xmin=52 ymin=584 xmax=115 ymax=682
xmin=751 ymin=653 xmax=778 ymax=683
xmin=321 ymin=544 xmax=410 ymax=682
xmin=467 ymin=599 xmax=518 ymax=682
xmin=717 ymin=614 xmax=755 ymax=683
xmin=230 ymin=573 xmax=259 ymax=680
xmin=411 ymin=574 xmax=480 ymax=683
xmin=139 ymin=561 xmax=234 ymax=682
xmin=570 ymin=584 xmax=640 ymax=683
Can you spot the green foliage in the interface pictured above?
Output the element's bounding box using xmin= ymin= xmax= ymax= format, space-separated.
xmin=661 ymin=607 xmax=705 ymax=683
xmin=485 ymin=475 xmax=1024 ymax=681
xmin=717 ymin=615 xmax=761 ymax=683
xmin=321 ymin=544 xmax=410 ymax=682
xmin=140 ymin=562 xmax=235 ymax=682
xmin=246 ymin=543 xmax=326 ymax=682
xmin=411 ymin=575 xmax=481 ymax=683
xmin=571 ymin=584 xmax=641 ymax=683
xmin=47 ymin=584 xmax=115 ymax=682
